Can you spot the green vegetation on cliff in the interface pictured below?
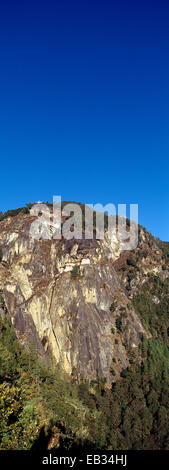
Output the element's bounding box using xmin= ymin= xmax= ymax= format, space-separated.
xmin=0 ymin=303 xmax=169 ymax=450
xmin=0 ymin=317 xmax=90 ymax=450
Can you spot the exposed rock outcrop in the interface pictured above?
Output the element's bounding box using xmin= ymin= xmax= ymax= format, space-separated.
xmin=0 ymin=209 xmax=152 ymax=383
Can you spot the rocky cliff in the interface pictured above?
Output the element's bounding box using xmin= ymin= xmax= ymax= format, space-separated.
xmin=0 ymin=205 xmax=168 ymax=383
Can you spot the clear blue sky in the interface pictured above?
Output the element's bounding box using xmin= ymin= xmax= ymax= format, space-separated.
xmin=0 ymin=0 xmax=168 ymax=240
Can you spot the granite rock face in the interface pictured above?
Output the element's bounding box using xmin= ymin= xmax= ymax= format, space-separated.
xmin=0 ymin=209 xmax=148 ymax=383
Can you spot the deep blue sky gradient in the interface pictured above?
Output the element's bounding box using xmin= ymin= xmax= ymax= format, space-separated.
xmin=0 ymin=0 xmax=168 ymax=240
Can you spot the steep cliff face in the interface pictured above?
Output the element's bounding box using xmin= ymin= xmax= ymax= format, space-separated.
xmin=0 ymin=207 xmax=165 ymax=383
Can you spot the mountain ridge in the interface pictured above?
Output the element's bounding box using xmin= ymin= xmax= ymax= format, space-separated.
xmin=0 ymin=203 xmax=168 ymax=450
xmin=0 ymin=203 xmax=168 ymax=383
